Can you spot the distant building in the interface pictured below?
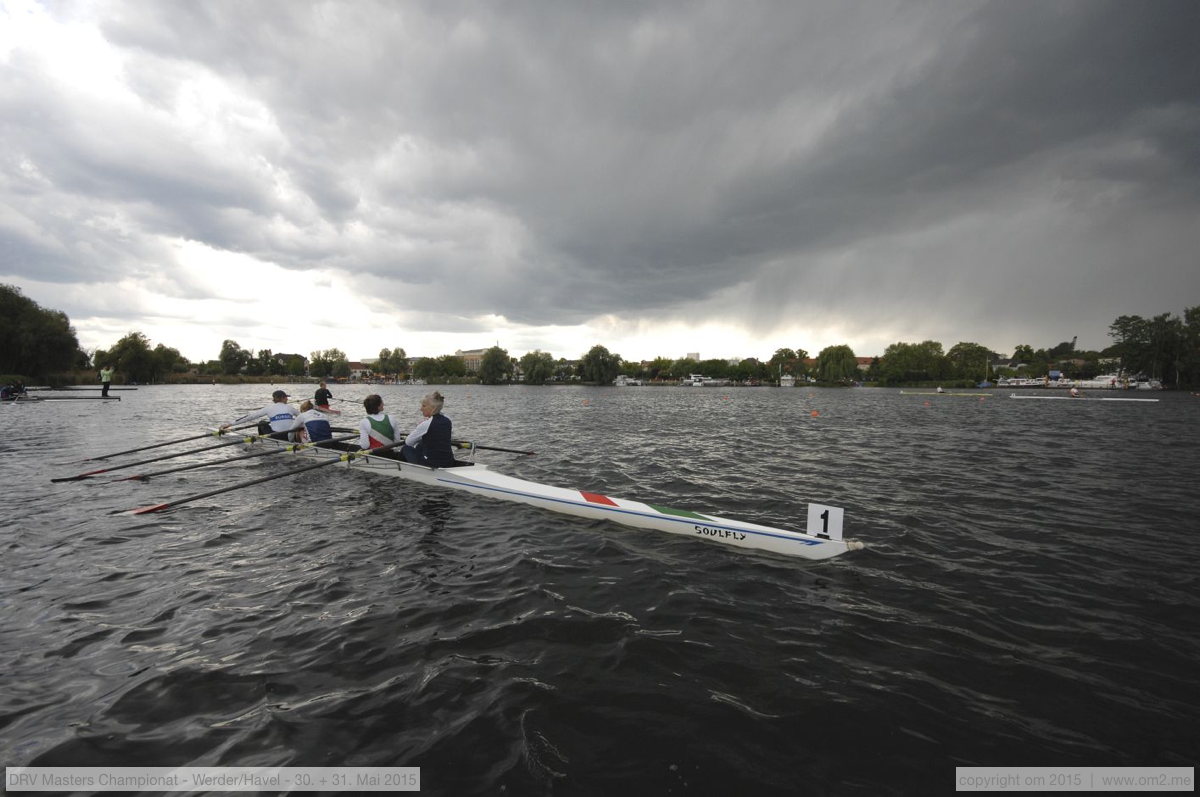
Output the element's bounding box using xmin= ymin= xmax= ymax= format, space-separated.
xmin=456 ymin=349 xmax=487 ymax=373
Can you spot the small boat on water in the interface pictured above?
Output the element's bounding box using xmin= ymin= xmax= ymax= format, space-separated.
xmin=3 ymin=394 xmax=121 ymax=402
xmin=899 ymin=390 xmax=989 ymax=397
xmin=1008 ymin=394 xmax=1158 ymax=403
xmin=684 ymin=374 xmax=731 ymax=387
xmin=233 ymin=432 xmax=862 ymax=560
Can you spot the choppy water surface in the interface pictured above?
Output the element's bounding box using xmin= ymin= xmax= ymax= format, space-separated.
xmin=2 ymin=384 xmax=1197 ymax=794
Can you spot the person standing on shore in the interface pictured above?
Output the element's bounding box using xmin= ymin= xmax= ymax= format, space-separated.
xmin=99 ymin=365 xmax=113 ymax=397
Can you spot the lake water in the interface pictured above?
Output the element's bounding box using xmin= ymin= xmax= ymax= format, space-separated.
xmin=2 ymin=384 xmax=1197 ymax=795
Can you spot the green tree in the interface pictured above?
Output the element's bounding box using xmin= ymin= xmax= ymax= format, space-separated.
xmin=520 ymin=350 xmax=555 ymax=385
xmin=432 ymin=354 xmax=466 ymax=380
xmin=877 ymin=341 xmax=945 ymax=385
xmin=554 ymin=358 xmax=576 ymax=382
xmin=669 ymin=357 xmax=698 ymax=380
xmin=283 ymin=355 xmax=307 ymax=377
xmin=479 ymin=346 xmax=512 ymax=384
xmin=579 ymin=345 xmax=622 ymax=385
xmin=412 ymin=357 xmax=435 ymax=381
xmin=946 ymin=342 xmax=994 ymax=381
xmin=377 ymin=347 xmax=408 ymax=379
xmin=815 ymin=344 xmax=860 ymax=383
xmin=769 ymin=348 xmax=797 ymax=377
xmin=1179 ymin=306 xmax=1200 ymax=388
xmin=152 ymin=344 xmax=189 ymax=380
xmin=245 ymin=348 xmax=275 ymax=377
xmin=769 ymin=347 xmax=810 ymax=380
xmin=310 ymin=348 xmax=349 ymax=378
xmin=105 ymin=332 xmax=155 ymax=383
xmin=219 ymin=340 xmax=251 ymax=375
xmin=642 ymin=357 xmax=674 ymax=381
xmin=696 ymin=358 xmax=732 ymax=379
xmin=0 ymin=284 xmax=86 ymax=377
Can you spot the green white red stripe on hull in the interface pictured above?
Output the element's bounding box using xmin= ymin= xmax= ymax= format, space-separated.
xmin=245 ymin=435 xmax=863 ymax=561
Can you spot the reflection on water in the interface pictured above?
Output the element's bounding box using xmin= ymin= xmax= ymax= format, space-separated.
xmin=2 ymin=385 xmax=1198 ymax=793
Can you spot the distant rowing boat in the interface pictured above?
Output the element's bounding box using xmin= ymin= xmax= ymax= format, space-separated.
xmin=237 ymin=433 xmax=863 ymax=560
xmin=1008 ymin=394 xmax=1158 ymax=403
xmin=900 ymin=391 xmax=989 ymax=397
xmin=3 ymin=395 xmax=121 ymax=402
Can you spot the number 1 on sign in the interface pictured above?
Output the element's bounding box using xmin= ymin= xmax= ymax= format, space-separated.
xmin=806 ymin=504 xmax=844 ymax=541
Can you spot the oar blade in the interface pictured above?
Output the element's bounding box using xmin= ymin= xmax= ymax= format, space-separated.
xmin=50 ymin=468 xmax=109 ymax=483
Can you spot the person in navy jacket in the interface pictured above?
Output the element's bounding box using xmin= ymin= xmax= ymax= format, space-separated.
xmin=401 ymin=391 xmax=456 ymax=467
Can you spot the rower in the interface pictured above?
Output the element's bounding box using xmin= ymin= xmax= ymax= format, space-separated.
xmin=359 ymin=394 xmax=403 ymax=458
xmin=400 ymin=391 xmax=459 ymax=467
xmin=291 ymin=400 xmax=339 ymax=446
xmin=314 ymin=381 xmax=334 ymax=410
xmin=223 ymin=389 xmax=298 ymax=439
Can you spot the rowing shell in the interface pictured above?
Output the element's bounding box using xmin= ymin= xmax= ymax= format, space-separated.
xmin=1008 ymin=394 xmax=1158 ymax=403
xmin=244 ymin=434 xmax=863 ymax=560
xmin=3 ymin=395 xmax=121 ymax=402
xmin=900 ymin=391 xmax=989 ymax=397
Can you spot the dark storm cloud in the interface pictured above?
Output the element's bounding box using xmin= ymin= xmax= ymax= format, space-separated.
xmin=2 ymin=0 xmax=1197 ymax=349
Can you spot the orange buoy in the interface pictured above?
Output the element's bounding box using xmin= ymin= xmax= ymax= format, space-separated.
xmin=810 ymin=409 xmax=819 ymax=417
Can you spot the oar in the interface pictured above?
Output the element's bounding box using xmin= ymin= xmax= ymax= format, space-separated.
xmin=115 ymin=434 xmax=358 ymax=481
xmin=130 ymin=441 xmax=402 ymax=515
xmin=452 ymin=440 xmax=536 ymax=456
xmin=86 ymin=423 xmax=259 ymax=461
xmin=53 ymin=430 xmax=276 ymax=482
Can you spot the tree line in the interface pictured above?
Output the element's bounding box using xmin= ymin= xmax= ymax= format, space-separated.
xmin=2 ymin=283 xmax=1195 ymax=388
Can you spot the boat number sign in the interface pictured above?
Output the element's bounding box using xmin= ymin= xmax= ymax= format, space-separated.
xmin=806 ymin=504 xmax=845 ymax=541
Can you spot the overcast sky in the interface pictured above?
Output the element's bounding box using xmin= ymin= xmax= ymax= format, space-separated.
xmin=2 ymin=0 xmax=1197 ymax=364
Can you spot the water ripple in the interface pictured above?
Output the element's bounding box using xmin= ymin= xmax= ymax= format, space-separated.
xmin=2 ymin=385 xmax=1197 ymax=792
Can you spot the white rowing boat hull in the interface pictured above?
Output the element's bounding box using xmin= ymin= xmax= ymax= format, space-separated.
xmin=245 ymin=435 xmax=862 ymax=561
xmin=1008 ymin=394 xmax=1158 ymax=403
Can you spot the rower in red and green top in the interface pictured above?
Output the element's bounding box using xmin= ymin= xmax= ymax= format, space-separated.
xmin=223 ymin=389 xmax=298 ymax=439
xmin=359 ymin=394 xmax=401 ymax=457
xmin=401 ymin=391 xmax=456 ymax=467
